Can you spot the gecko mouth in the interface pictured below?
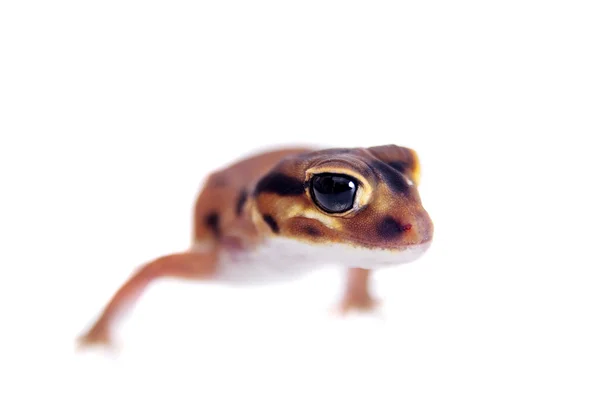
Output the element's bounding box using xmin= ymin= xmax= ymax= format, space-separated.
xmin=321 ymin=238 xmax=432 ymax=267
xmin=260 ymin=235 xmax=432 ymax=270
xmin=340 ymin=230 xmax=433 ymax=252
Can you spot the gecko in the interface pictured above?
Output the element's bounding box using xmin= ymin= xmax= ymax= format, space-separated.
xmin=77 ymin=144 xmax=434 ymax=348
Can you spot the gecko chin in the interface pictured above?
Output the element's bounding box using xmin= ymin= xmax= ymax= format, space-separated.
xmin=329 ymin=239 xmax=432 ymax=269
xmin=270 ymin=236 xmax=433 ymax=270
xmin=215 ymin=235 xmax=433 ymax=284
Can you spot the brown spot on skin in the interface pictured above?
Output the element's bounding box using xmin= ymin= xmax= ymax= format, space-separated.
xmin=204 ymin=212 xmax=220 ymax=237
xmin=303 ymin=225 xmax=323 ymax=237
xmin=262 ymin=214 xmax=280 ymax=234
xmin=287 ymin=217 xmax=327 ymax=239
xmin=376 ymin=216 xmax=410 ymax=240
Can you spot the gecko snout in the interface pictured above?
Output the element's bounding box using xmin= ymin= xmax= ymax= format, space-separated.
xmin=415 ymin=209 xmax=434 ymax=244
xmin=372 ymin=207 xmax=433 ymax=250
xmin=392 ymin=208 xmax=433 ymax=247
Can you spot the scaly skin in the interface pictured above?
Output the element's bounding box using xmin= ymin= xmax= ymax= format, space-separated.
xmin=77 ymin=144 xmax=434 ymax=349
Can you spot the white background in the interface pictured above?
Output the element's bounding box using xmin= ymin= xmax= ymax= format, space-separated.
xmin=1 ymin=1 xmax=599 ymax=399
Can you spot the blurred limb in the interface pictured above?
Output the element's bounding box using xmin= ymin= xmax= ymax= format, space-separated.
xmin=76 ymin=250 xmax=217 ymax=350
xmin=335 ymin=267 xmax=381 ymax=315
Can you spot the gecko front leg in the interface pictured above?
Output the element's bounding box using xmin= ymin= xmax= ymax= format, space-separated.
xmin=336 ymin=267 xmax=380 ymax=314
xmin=77 ymin=250 xmax=218 ymax=349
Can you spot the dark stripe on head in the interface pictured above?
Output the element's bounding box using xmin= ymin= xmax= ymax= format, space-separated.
xmin=235 ymin=189 xmax=248 ymax=216
xmin=372 ymin=160 xmax=410 ymax=194
xmin=204 ymin=212 xmax=220 ymax=237
xmin=254 ymin=173 xmax=306 ymax=197
xmin=376 ymin=216 xmax=410 ymax=240
xmin=387 ymin=161 xmax=410 ymax=174
xmin=262 ymin=214 xmax=280 ymax=234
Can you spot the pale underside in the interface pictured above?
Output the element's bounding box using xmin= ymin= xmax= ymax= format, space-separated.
xmin=210 ymin=237 xmax=431 ymax=285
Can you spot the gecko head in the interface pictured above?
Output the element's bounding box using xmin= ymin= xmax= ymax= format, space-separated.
xmin=251 ymin=145 xmax=434 ymax=267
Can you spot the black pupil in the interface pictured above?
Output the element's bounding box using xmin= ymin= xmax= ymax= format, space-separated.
xmin=310 ymin=174 xmax=357 ymax=213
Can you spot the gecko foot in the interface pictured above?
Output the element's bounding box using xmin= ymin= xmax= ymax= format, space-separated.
xmin=76 ymin=323 xmax=115 ymax=351
xmin=333 ymin=293 xmax=382 ymax=316
xmin=331 ymin=267 xmax=382 ymax=316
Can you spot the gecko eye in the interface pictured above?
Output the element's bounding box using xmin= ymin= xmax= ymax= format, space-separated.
xmin=310 ymin=173 xmax=358 ymax=213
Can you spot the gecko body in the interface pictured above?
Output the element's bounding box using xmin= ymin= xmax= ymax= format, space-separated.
xmin=78 ymin=144 xmax=434 ymax=348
